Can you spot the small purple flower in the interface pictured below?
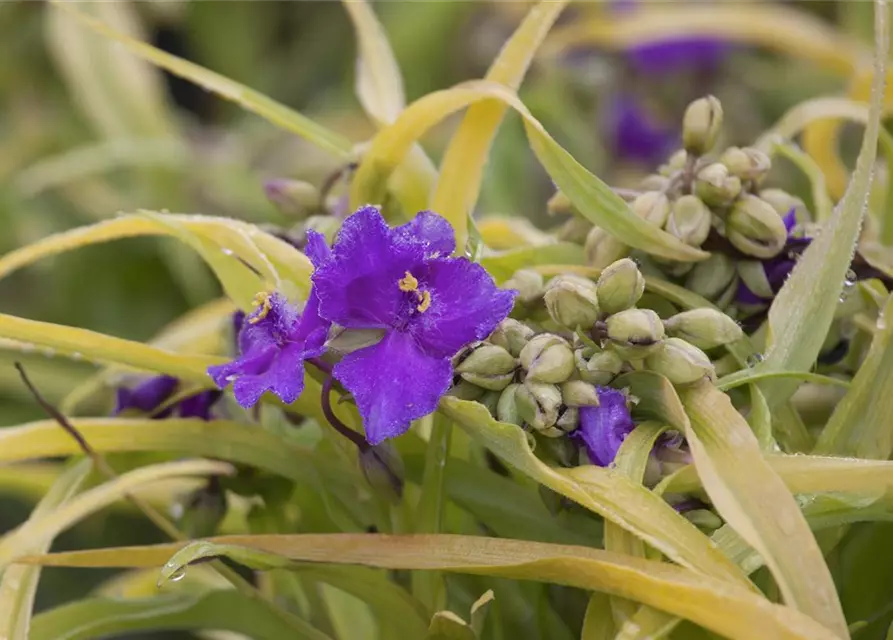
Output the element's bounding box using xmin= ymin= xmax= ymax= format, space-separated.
xmin=572 ymin=387 xmax=636 ymax=466
xmin=310 ymin=207 xmax=516 ymax=445
xmin=114 ymin=375 xmax=220 ymax=421
xmin=208 ymin=287 xmax=330 ymax=408
xmin=736 ymin=209 xmax=811 ymax=305
xmin=625 ymin=38 xmax=728 ymax=76
xmin=605 ymin=94 xmax=678 ymax=166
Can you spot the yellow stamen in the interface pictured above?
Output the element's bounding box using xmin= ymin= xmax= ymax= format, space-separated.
xmin=398 ymin=271 xmax=419 ymax=292
xmin=249 ymin=292 xmax=273 ymax=324
xmin=416 ymin=290 xmax=432 ymax=313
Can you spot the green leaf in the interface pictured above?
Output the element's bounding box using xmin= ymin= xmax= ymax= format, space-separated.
xmin=717 ymin=370 xmax=851 ymax=392
xmin=481 ymin=243 xmax=585 ymax=284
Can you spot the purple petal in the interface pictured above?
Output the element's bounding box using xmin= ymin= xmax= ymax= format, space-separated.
xmin=394 ymin=210 xmax=456 ymax=257
xmin=177 ymin=390 xmax=222 ymax=420
xmin=304 ymin=229 xmax=332 ymax=268
xmin=114 ymin=375 xmax=178 ymax=415
xmin=333 ymin=331 xmax=452 ymax=445
xmin=231 ymin=311 xmax=246 ymax=341
xmin=230 ymin=343 xmax=308 ymax=407
xmin=605 ymin=95 xmax=678 ymax=166
xmin=735 ymin=279 xmax=771 ymax=306
xmin=764 ymin=258 xmax=797 ymax=293
xmin=312 ymin=206 xmax=423 ymax=329
xmin=408 ymin=257 xmax=516 ymax=359
xmin=626 ymin=38 xmax=728 ymax=75
xmin=782 ymin=207 xmax=798 ymax=234
xmin=572 ymin=388 xmax=635 ymax=467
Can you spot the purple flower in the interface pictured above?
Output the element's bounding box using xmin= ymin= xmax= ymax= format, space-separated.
xmin=605 ymin=94 xmax=678 ymax=166
xmin=571 ymin=387 xmax=636 ymax=466
xmin=310 ymin=206 xmax=516 ymax=445
xmin=736 ymin=209 xmax=811 ymax=305
xmin=208 ymin=286 xmax=330 ymax=408
xmin=114 ymin=375 xmax=220 ymax=421
xmin=625 ymin=38 xmax=728 ymax=76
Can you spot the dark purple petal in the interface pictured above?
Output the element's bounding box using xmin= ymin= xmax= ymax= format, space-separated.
xmin=572 ymin=388 xmax=635 ymax=467
xmin=333 ymin=331 xmax=452 ymax=445
xmin=765 ymin=258 xmax=797 ymax=293
xmin=304 ymin=229 xmax=332 ymax=268
xmin=408 ymin=257 xmax=516 ymax=359
xmin=177 ymin=390 xmax=222 ymax=420
xmin=394 ymin=210 xmax=456 ymax=257
xmin=231 ymin=342 xmax=309 ymax=406
xmin=114 ymin=375 xmax=178 ymax=415
xmin=231 ymin=311 xmax=246 ymax=341
xmin=782 ymin=207 xmax=798 ymax=234
xmin=735 ymin=279 xmax=771 ymax=306
xmin=312 ymin=206 xmax=423 ymax=329
xmin=626 ymin=38 xmax=728 ymax=75
xmin=605 ymin=94 xmax=678 ymax=166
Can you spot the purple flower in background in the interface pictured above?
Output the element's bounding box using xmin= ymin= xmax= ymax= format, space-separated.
xmin=605 ymin=94 xmax=678 ymax=166
xmin=310 ymin=206 xmax=516 ymax=445
xmin=736 ymin=209 xmax=811 ymax=305
xmin=572 ymin=387 xmax=635 ymax=466
xmin=625 ymin=38 xmax=728 ymax=76
xmin=114 ymin=375 xmax=221 ymax=421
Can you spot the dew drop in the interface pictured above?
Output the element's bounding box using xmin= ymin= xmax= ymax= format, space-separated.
xmin=221 ymin=248 xmax=235 ymax=257
xmin=169 ymin=567 xmax=187 ymax=582
xmin=746 ymin=353 xmax=764 ymax=367
xmin=845 ymin=268 xmax=857 ymax=285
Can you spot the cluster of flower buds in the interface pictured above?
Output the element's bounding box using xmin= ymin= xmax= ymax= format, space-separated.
xmin=449 ymin=258 xmax=743 ymax=443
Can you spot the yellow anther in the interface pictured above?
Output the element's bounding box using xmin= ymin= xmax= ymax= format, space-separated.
xmin=398 ymin=271 xmax=419 ymax=292
xmin=416 ymin=290 xmax=432 ymax=313
xmin=249 ymin=292 xmax=273 ymax=324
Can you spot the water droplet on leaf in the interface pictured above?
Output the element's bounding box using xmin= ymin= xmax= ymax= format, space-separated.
xmin=746 ymin=353 xmax=764 ymax=367
xmin=168 ymin=567 xmax=187 ymax=582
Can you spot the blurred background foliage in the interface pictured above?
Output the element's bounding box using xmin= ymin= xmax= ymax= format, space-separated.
xmin=0 ymin=1 xmax=886 ymax=637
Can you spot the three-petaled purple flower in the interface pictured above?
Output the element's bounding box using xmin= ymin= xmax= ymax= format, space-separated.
xmin=114 ymin=375 xmax=220 ymax=421
xmin=571 ymin=386 xmax=636 ymax=466
xmin=736 ymin=209 xmax=811 ymax=305
xmin=308 ymin=207 xmax=516 ymax=444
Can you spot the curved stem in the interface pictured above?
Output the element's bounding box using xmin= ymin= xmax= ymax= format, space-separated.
xmin=320 ymin=375 xmax=368 ymax=451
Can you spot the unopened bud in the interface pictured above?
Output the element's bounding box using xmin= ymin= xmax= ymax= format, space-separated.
xmin=478 ymin=390 xmax=501 ymax=416
xmin=488 ymin=319 xmax=535 ymax=357
xmin=682 ymin=96 xmax=723 ymax=155
xmin=174 ymin=480 xmax=228 ymax=539
xmin=359 ymin=442 xmax=405 ymax=503
xmin=264 ymin=179 xmax=321 ymax=219
xmin=666 ymin=195 xmax=712 ymax=246
xmin=515 ymin=381 xmax=562 ymax=432
xmin=496 ymin=383 xmax=523 ymax=425
xmin=684 ymin=253 xmax=737 ymax=301
xmin=547 ymin=190 xmax=574 ymax=216
xmin=520 ymin=334 xmax=576 ymax=383
xmin=581 ymin=348 xmax=625 ymax=384
xmin=584 ymin=226 xmax=628 ymax=268
xmin=630 ymin=191 xmax=671 ymax=227
xmin=684 ymin=509 xmax=724 ymax=531
xmin=555 ymin=406 xmax=580 ymax=434
xmin=664 ymin=308 xmax=744 ymax=349
xmin=304 ymin=215 xmax=342 ymax=244
xmin=504 ymin=269 xmax=545 ymax=304
xmin=693 ymin=163 xmax=742 ymax=207
xmin=727 ymin=195 xmax=787 ymax=258
xmin=720 ymin=146 xmax=770 ymax=183
xmin=605 ymin=308 xmax=665 ymax=359
xmin=640 ymin=174 xmax=671 ymax=191
xmin=561 ymin=380 xmax=600 ymax=407
xmin=759 ymin=188 xmax=806 ymax=219
xmin=455 ymin=344 xmax=516 ymax=377
xmin=448 ymin=380 xmax=485 ymax=401
xmin=596 ymin=258 xmax=645 ymax=315
xmin=556 ymin=216 xmax=593 ymax=243
xmin=644 ymin=337 xmax=714 ymax=385
xmin=543 ymin=275 xmax=600 ymax=329
xmin=660 ymin=150 xmax=689 ymax=177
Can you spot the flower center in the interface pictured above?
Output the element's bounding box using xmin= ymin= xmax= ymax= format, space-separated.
xmin=249 ymin=292 xmax=273 ymax=324
xmin=398 ymin=271 xmax=432 ymax=313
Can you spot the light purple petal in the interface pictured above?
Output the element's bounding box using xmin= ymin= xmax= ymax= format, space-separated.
xmin=573 ymin=388 xmax=635 ymax=467
xmin=408 ymin=257 xmax=516 ymax=359
xmin=333 ymin=331 xmax=452 ymax=445
xmin=394 ymin=210 xmax=456 ymax=257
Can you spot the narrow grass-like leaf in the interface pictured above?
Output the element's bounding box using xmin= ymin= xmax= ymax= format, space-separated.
xmin=581 ymin=591 xmax=615 ymax=640
xmin=717 ymin=370 xmax=850 ymax=392
xmin=431 ymin=0 xmax=568 ymax=247
xmin=679 ymin=381 xmax=847 ymax=636
xmin=18 ymin=534 xmax=840 ymax=640
xmin=351 ymin=80 xmax=707 ymax=262
xmin=481 ymin=243 xmax=584 ymax=283
xmin=771 ymin=142 xmax=834 ymax=222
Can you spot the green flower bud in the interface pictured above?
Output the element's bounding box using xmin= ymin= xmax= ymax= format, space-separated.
xmin=496 ymin=384 xmax=523 ymax=425
xmin=666 ymin=195 xmax=712 ymax=246
xmin=173 ymin=479 xmax=227 ymax=539
xmin=547 ymin=190 xmax=574 ymax=216
xmin=596 ymin=258 xmax=646 ymax=315
xmin=304 ymin=215 xmax=341 ymax=244
xmin=682 ymin=96 xmax=723 ymax=155
xmin=359 ymin=442 xmax=405 ymax=503
xmin=582 ymin=348 xmax=625 ymax=384
xmin=659 ymin=149 xmax=688 ymax=177
xmin=584 ymin=226 xmax=628 ymax=268
xmin=520 ymin=334 xmax=576 ymax=383
xmin=693 ymin=163 xmax=742 ymax=207
xmin=759 ymin=188 xmax=807 ymax=219
xmin=605 ymin=308 xmax=666 ymax=359
xmin=515 ymin=381 xmax=562 ymax=432
xmin=555 ymin=406 xmax=580 ymax=434
xmin=664 ymin=308 xmax=744 ymax=349
xmin=455 ymin=343 xmax=516 ymax=377
xmin=556 ymin=216 xmax=593 ymax=243
xmin=488 ymin=319 xmax=535 ymax=357
xmin=504 ymin=269 xmax=545 ymax=304
xmin=683 ymin=509 xmax=724 ymax=531
xmin=543 ymin=274 xmax=600 ymax=329
xmin=630 ymin=191 xmax=671 ymax=227
xmin=478 ymin=390 xmax=501 ymax=416
xmin=448 ymin=380 xmax=485 ymax=401
xmin=263 ymin=179 xmax=321 ymax=219
xmin=644 ymin=337 xmax=714 ymax=385
xmin=727 ymin=194 xmax=787 ymax=258
xmin=640 ymin=174 xmax=671 ymax=191
xmin=561 ymin=380 xmax=600 ymax=407
xmin=684 ymin=253 xmax=737 ymax=300
xmin=720 ymin=146 xmax=770 ymax=183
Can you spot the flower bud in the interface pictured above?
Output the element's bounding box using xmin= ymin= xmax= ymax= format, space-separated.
xmin=547 ymin=190 xmax=573 ymax=216
xmin=543 ymin=274 xmax=600 ymax=329
xmin=582 ymin=348 xmax=625 ymax=384
xmin=487 ymin=319 xmax=535 ymax=357
xmin=605 ymin=308 xmax=665 ymax=359
xmin=720 ymin=146 xmax=770 ymax=183
xmin=682 ymin=96 xmax=723 ymax=155
xmin=263 ymin=179 xmax=321 ymax=219
xmin=659 ymin=150 xmax=688 ymax=176
xmin=683 ymin=509 xmax=724 ymax=531
xmin=644 ymin=337 xmax=714 ymax=385
xmin=727 ymin=194 xmax=787 ymax=258
xmin=759 ymin=188 xmax=806 ymax=219
xmin=515 ymin=381 xmax=562 ymax=432
xmin=666 ymin=195 xmax=712 ymax=246
xmin=496 ymin=383 xmax=523 ymax=425
xmin=478 ymin=390 xmax=501 ymax=417
xmin=596 ymin=258 xmax=645 ymax=315
xmin=173 ymin=479 xmax=227 ymax=539
xmin=359 ymin=442 xmax=404 ymax=503
xmin=504 ymin=269 xmax=545 ymax=304
xmin=664 ymin=308 xmax=744 ymax=349
xmin=520 ymin=334 xmax=576 ymax=383
xmin=304 ymin=215 xmax=342 ymax=244
xmin=448 ymin=380 xmax=485 ymax=401
xmin=455 ymin=344 xmax=516 ymax=377
xmin=556 ymin=406 xmax=580 ymax=434
xmin=584 ymin=226 xmax=628 ymax=268
xmin=556 ymin=216 xmax=593 ymax=243
xmin=630 ymin=191 xmax=671 ymax=227
xmin=693 ymin=163 xmax=742 ymax=207
xmin=560 ymin=380 xmax=600 ymax=407
xmin=684 ymin=253 xmax=737 ymax=301
xmin=639 ymin=174 xmax=670 ymax=192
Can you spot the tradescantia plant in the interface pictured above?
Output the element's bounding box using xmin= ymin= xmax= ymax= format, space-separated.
xmin=5 ymin=0 xmax=893 ymax=639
